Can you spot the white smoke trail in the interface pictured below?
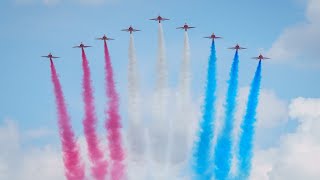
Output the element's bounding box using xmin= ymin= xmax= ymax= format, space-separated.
xmin=179 ymin=32 xmax=191 ymax=98
xmin=155 ymin=23 xmax=168 ymax=93
xmin=149 ymin=23 xmax=170 ymax=174
xmin=169 ymin=31 xmax=192 ymax=166
xmin=167 ymin=32 xmax=198 ymax=175
xmin=126 ymin=34 xmax=147 ymax=180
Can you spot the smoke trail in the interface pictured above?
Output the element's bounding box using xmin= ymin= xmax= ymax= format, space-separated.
xmin=127 ymin=34 xmax=145 ymax=156
xmin=50 ymin=59 xmax=85 ymax=180
xmin=81 ymin=49 xmax=108 ymax=180
xmin=170 ymin=31 xmax=191 ymax=164
xmin=214 ymin=50 xmax=240 ymax=180
xmin=127 ymin=34 xmax=146 ymax=179
xmin=237 ymin=60 xmax=262 ymax=179
xmin=179 ymin=32 xmax=191 ymax=99
xmin=193 ymin=40 xmax=217 ymax=178
xmin=104 ymin=41 xmax=126 ymax=180
xmin=150 ymin=22 xmax=169 ymax=166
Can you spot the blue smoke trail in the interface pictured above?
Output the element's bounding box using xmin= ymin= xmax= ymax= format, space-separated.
xmin=193 ymin=40 xmax=217 ymax=179
xmin=214 ymin=50 xmax=239 ymax=180
xmin=237 ymin=60 xmax=262 ymax=180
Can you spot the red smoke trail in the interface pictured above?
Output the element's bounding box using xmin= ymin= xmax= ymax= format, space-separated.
xmin=50 ymin=59 xmax=85 ymax=180
xmin=104 ymin=40 xmax=126 ymax=179
xmin=81 ymin=49 xmax=108 ymax=180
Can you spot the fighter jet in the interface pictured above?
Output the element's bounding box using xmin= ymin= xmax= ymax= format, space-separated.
xmin=176 ymin=23 xmax=195 ymax=31
xmin=41 ymin=53 xmax=60 ymax=60
xmin=228 ymin=44 xmax=246 ymax=51
xmin=95 ymin=35 xmax=114 ymax=41
xmin=204 ymin=33 xmax=222 ymax=40
xmin=73 ymin=42 xmax=91 ymax=49
xmin=121 ymin=26 xmax=141 ymax=34
xmin=252 ymin=54 xmax=270 ymax=60
xmin=150 ymin=15 xmax=169 ymax=23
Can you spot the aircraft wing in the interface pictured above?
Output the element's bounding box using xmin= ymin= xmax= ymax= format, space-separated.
xmin=41 ymin=56 xmax=49 ymax=58
xmin=162 ymin=18 xmax=169 ymax=20
xmin=228 ymin=46 xmax=245 ymax=49
xmin=73 ymin=46 xmax=81 ymax=48
xmin=133 ymin=29 xmax=141 ymax=32
xmin=176 ymin=27 xmax=184 ymax=29
xmin=150 ymin=18 xmax=158 ymax=21
xmin=188 ymin=27 xmax=195 ymax=29
xmin=96 ymin=38 xmax=104 ymax=40
xmin=83 ymin=45 xmax=91 ymax=48
xmin=264 ymin=57 xmax=270 ymax=59
xmin=52 ymin=56 xmax=60 ymax=58
xmin=107 ymin=38 xmax=115 ymax=40
xmin=121 ymin=29 xmax=129 ymax=32
xmin=252 ymin=57 xmax=259 ymax=59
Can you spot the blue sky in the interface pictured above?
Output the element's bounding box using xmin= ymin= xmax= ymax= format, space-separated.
xmin=0 ymin=0 xmax=317 ymax=131
xmin=0 ymin=0 xmax=320 ymax=179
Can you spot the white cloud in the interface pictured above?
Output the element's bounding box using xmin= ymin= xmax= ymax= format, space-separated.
xmin=289 ymin=97 xmax=320 ymax=120
xmin=231 ymin=88 xmax=289 ymax=151
xmin=18 ymin=145 xmax=65 ymax=180
xmin=306 ymin=0 xmax=320 ymax=24
xmin=0 ymin=119 xmax=64 ymax=180
xmin=235 ymin=88 xmax=289 ymax=129
xmin=0 ymin=120 xmax=20 ymax=180
xmin=268 ymin=0 xmax=320 ymax=67
xmin=25 ymin=128 xmax=55 ymax=139
xmin=251 ymin=97 xmax=320 ymax=180
xmin=250 ymin=148 xmax=277 ymax=180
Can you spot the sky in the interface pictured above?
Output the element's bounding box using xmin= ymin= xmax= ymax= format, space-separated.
xmin=0 ymin=0 xmax=320 ymax=179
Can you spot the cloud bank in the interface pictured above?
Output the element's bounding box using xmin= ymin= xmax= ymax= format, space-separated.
xmin=268 ymin=0 xmax=320 ymax=67
xmin=251 ymin=97 xmax=320 ymax=180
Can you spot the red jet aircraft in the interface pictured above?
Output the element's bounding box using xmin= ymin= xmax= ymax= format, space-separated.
xmin=42 ymin=53 xmax=60 ymax=60
xmin=252 ymin=54 xmax=270 ymax=60
xmin=204 ymin=33 xmax=222 ymax=40
xmin=150 ymin=15 xmax=169 ymax=23
xmin=73 ymin=42 xmax=91 ymax=49
xmin=228 ymin=44 xmax=246 ymax=51
xmin=96 ymin=34 xmax=114 ymax=41
xmin=121 ymin=26 xmax=141 ymax=34
xmin=177 ymin=23 xmax=195 ymax=31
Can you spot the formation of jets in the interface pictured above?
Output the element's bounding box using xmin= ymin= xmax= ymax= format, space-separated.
xmin=42 ymin=15 xmax=270 ymax=61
